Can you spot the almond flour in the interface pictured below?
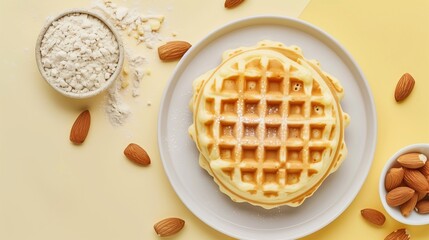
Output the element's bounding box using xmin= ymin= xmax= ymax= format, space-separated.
xmin=105 ymin=79 xmax=131 ymax=126
xmin=92 ymin=0 xmax=165 ymax=49
xmin=40 ymin=13 xmax=119 ymax=94
xmin=91 ymin=0 xmax=167 ymax=126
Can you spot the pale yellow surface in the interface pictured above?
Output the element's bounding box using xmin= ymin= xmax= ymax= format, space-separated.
xmin=300 ymin=1 xmax=429 ymax=239
xmin=0 ymin=1 xmax=428 ymax=240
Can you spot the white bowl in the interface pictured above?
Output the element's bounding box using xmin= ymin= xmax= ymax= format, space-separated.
xmin=35 ymin=9 xmax=124 ymax=99
xmin=379 ymin=143 xmax=429 ymax=225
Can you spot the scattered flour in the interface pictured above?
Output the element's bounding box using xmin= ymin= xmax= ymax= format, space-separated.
xmin=90 ymin=0 xmax=166 ymax=126
xmin=126 ymin=50 xmax=147 ymax=97
xmin=91 ymin=0 xmax=164 ymax=49
xmin=105 ymin=79 xmax=131 ymax=126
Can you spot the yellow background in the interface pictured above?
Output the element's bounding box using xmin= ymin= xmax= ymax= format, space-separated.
xmin=1 ymin=0 xmax=428 ymax=239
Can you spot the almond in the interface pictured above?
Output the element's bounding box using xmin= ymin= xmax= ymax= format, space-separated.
xmin=404 ymin=169 xmax=429 ymax=193
xmin=158 ymin=41 xmax=191 ymax=61
xmin=394 ymin=73 xmax=415 ymax=102
xmin=360 ymin=208 xmax=386 ymax=226
xmin=385 ymin=167 xmax=404 ymax=191
xmin=124 ymin=143 xmax=151 ymax=166
xmin=384 ymin=228 xmax=410 ymax=240
xmin=69 ymin=110 xmax=90 ymax=144
xmin=415 ymin=200 xmax=429 ymax=214
xmin=224 ymin=0 xmax=245 ymax=8
xmin=420 ymin=158 xmax=429 ymax=176
xmin=400 ymin=193 xmax=418 ymax=217
xmin=386 ymin=186 xmax=415 ymax=207
xmin=417 ymin=191 xmax=427 ymax=201
xmin=397 ymin=152 xmax=427 ymax=169
xmin=154 ymin=217 xmax=185 ymax=237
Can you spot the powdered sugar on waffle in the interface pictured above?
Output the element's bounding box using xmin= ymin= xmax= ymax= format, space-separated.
xmin=188 ymin=41 xmax=350 ymax=208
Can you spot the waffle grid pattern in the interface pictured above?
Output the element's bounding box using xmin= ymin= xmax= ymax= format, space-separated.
xmin=202 ymin=56 xmax=337 ymax=196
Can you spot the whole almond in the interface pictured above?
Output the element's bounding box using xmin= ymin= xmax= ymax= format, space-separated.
xmin=415 ymin=200 xmax=429 ymax=214
xmin=225 ymin=0 xmax=245 ymax=8
xmin=386 ymin=186 xmax=415 ymax=207
xmin=158 ymin=41 xmax=191 ymax=61
xmin=360 ymin=208 xmax=386 ymax=226
xmin=154 ymin=217 xmax=185 ymax=237
xmin=70 ymin=110 xmax=91 ymax=144
xmin=124 ymin=143 xmax=151 ymax=166
xmin=397 ymin=152 xmax=427 ymax=169
xmin=420 ymin=159 xmax=429 ymax=176
xmin=404 ymin=169 xmax=429 ymax=193
xmin=385 ymin=167 xmax=404 ymax=191
xmin=400 ymin=193 xmax=418 ymax=217
xmin=417 ymin=191 xmax=427 ymax=201
xmin=394 ymin=73 xmax=415 ymax=102
xmin=385 ymin=228 xmax=410 ymax=240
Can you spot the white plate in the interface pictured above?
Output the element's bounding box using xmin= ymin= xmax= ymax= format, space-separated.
xmin=158 ymin=16 xmax=377 ymax=240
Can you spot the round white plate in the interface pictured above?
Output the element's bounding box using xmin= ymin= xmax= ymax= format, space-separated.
xmin=158 ymin=16 xmax=377 ymax=240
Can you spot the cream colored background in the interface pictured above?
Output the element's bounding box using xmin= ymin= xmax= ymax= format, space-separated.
xmin=0 ymin=0 xmax=428 ymax=239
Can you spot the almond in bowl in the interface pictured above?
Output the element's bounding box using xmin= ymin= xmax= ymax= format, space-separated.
xmin=379 ymin=143 xmax=429 ymax=225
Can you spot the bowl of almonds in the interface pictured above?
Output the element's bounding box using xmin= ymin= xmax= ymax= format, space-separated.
xmin=379 ymin=143 xmax=429 ymax=225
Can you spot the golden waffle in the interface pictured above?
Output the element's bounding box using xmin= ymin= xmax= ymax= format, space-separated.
xmin=189 ymin=41 xmax=350 ymax=208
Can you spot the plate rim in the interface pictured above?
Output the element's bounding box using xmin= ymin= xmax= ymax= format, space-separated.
xmin=158 ymin=15 xmax=377 ymax=240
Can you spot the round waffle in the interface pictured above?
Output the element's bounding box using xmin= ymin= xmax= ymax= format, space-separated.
xmin=188 ymin=41 xmax=350 ymax=209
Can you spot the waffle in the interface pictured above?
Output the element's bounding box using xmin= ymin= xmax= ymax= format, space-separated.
xmin=188 ymin=40 xmax=350 ymax=209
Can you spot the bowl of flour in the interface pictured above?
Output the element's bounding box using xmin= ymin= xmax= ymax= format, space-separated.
xmin=36 ymin=9 xmax=124 ymax=99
